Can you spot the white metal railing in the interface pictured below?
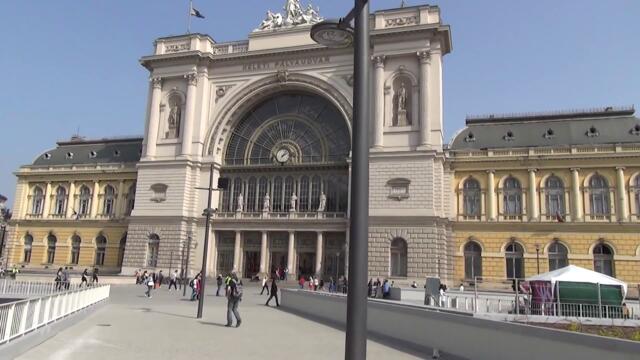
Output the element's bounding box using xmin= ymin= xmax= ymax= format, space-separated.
xmin=0 ymin=284 xmax=110 ymax=345
xmin=0 ymin=279 xmax=90 ymax=296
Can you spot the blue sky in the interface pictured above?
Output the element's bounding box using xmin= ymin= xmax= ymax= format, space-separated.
xmin=1 ymin=0 xmax=639 ymax=204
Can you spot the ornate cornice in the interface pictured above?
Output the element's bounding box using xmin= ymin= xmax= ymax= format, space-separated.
xmin=185 ymin=73 xmax=198 ymax=86
xmin=417 ymin=50 xmax=430 ymax=64
xmin=150 ymin=77 xmax=162 ymax=89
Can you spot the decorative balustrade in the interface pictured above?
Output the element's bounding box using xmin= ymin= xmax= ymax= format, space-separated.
xmin=213 ymin=211 xmax=346 ymax=220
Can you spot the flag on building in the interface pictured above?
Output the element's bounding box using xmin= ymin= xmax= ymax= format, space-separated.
xmin=191 ymin=6 xmax=205 ymax=19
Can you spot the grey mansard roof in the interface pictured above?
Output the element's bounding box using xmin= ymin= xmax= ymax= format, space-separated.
xmin=449 ymin=106 xmax=640 ymax=150
xmin=31 ymin=136 xmax=143 ymax=166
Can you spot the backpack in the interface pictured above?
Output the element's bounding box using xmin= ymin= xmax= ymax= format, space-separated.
xmin=232 ymin=280 xmax=243 ymax=299
xmin=189 ymin=278 xmax=195 ymax=288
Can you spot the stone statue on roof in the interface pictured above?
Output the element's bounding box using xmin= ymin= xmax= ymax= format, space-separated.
xmin=255 ymin=0 xmax=323 ymax=32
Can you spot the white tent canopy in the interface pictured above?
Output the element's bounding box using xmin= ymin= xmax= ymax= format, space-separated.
xmin=526 ymin=265 xmax=627 ymax=297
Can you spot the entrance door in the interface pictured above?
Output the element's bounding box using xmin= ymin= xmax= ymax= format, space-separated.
xmin=297 ymin=252 xmax=316 ymax=278
xmin=244 ymin=251 xmax=260 ymax=278
xmin=216 ymin=250 xmax=234 ymax=275
xmin=270 ymin=252 xmax=287 ymax=275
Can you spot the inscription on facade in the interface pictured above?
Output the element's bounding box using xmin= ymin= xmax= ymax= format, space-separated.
xmin=242 ymin=56 xmax=331 ymax=72
xmin=164 ymin=42 xmax=190 ymax=53
xmin=385 ymin=16 xmax=418 ymax=28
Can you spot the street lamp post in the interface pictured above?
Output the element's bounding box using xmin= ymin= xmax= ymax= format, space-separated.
xmin=182 ymin=234 xmax=192 ymax=297
xmin=311 ymin=1 xmax=370 ymax=358
xmin=535 ymin=243 xmax=540 ymax=274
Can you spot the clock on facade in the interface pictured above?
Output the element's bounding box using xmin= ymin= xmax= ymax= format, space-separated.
xmin=275 ymin=147 xmax=291 ymax=164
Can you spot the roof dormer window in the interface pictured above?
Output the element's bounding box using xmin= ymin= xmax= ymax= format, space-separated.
xmin=630 ymin=124 xmax=640 ymax=136
xmin=586 ymin=126 xmax=599 ymax=137
xmin=114 ymin=150 xmax=121 ymax=157
xmin=503 ymin=130 xmax=515 ymax=142
xmin=89 ymin=151 xmax=97 ymax=158
xmin=66 ymin=152 xmax=74 ymax=159
xmin=464 ymin=132 xmax=476 ymax=143
xmin=543 ymin=128 xmax=555 ymax=139
xmin=43 ymin=153 xmax=52 ymax=160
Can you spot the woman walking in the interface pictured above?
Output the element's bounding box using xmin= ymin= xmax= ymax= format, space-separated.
xmin=145 ymin=272 xmax=155 ymax=298
xmin=81 ymin=269 xmax=89 ymax=287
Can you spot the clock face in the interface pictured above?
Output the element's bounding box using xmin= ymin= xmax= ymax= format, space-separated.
xmin=275 ymin=148 xmax=291 ymax=163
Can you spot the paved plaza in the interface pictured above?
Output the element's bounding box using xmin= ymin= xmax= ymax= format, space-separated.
xmin=16 ymin=283 xmax=424 ymax=360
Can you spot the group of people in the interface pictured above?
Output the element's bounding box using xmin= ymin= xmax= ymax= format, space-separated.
xmin=54 ymin=267 xmax=98 ymax=290
xmin=368 ymin=278 xmax=394 ymax=299
xmin=297 ymin=275 xmax=348 ymax=294
xmin=273 ymin=267 xmax=288 ymax=281
xmin=0 ymin=265 xmax=19 ymax=279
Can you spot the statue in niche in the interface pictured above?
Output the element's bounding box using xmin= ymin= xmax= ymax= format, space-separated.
xmin=318 ymin=192 xmax=326 ymax=212
xmin=236 ymin=193 xmax=244 ymax=212
xmin=166 ymin=101 xmax=182 ymax=138
xmin=395 ymin=82 xmax=409 ymax=126
xmin=290 ymin=193 xmax=298 ymax=212
xmin=263 ymin=194 xmax=270 ymax=212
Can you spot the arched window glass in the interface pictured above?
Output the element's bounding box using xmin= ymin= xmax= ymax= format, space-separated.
xmin=31 ymin=187 xmax=44 ymax=215
xmin=326 ymin=177 xmax=338 ymax=212
xmin=258 ymin=177 xmax=268 ymax=211
xmin=337 ymin=176 xmax=348 ymax=212
xmin=463 ymin=179 xmax=481 ymax=218
xmin=272 ymin=177 xmax=283 ymax=212
xmin=103 ymin=185 xmax=116 ymax=216
xmin=545 ymin=176 xmax=565 ymax=218
xmin=23 ymin=234 xmax=33 ymax=263
xmin=71 ymin=235 xmax=81 ymax=265
xmin=284 ymin=176 xmax=294 ymax=211
xmin=232 ymin=177 xmax=242 ymax=211
xmin=299 ymin=176 xmax=310 ymax=212
xmin=118 ymin=233 xmax=127 ymax=267
xmin=548 ymin=241 xmax=568 ymax=271
xmin=47 ymin=234 xmax=57 ymax=264
xmin=503 ymin=177 xmax=522 ymax=217
xmin=125 ymin=184 xmax=136 ymax=215
xmin=246 ymin=177 xmax=257 ymax=212
xmin=54 ymin=186 xmax=67 ymax=215
xmin=147 ymin=234 xmax=160 ymax=267
xmin=390 ymin=238 xmax=408 ymax=277
xmin=78 ymin=185 xmax=92 ymax=216
xmin=220 ymin=185 xmax=231 ymax=212
xmin=95 ymin=235 xmax=107 ymax=266
xmin=589 ymin=175 xmax=610 ymax=216
xmin=634 ymin=176 xmax=640 ymax=216
xmin=505 ymin=241 xmax=524 ymax=279
xmin=310 ymin=175 xmax=321 ymax=211
xmin=593 ymin=243 xmax=614 ymax=276
xmin=464 ymin=241 xmax=482 ymax=279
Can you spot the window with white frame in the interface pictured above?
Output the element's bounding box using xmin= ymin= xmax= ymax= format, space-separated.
xmin=78 ymin=185 xmax=92 ymax=216
xmin=503 ymin=177 xmax=522 ymax=217
xmin=548 ymin=240 xmax=568 ymax=271
xmin=103 ymin=185 xmax=116 ymax=216
xmin=54 ymin=186 xmax=67 ymax=215
xmin=589 ymin=175 xmax=610 ymax=217
xmin=463 ymin=178 xmax=481 ymax=218
xmin=31 ymin=186 xmax=44 ymax=215
xmin=545 ymin=176 xmax=565 ymax=217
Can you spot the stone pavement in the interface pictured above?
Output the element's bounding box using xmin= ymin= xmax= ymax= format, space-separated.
xmin=16 ymin=283 xmax=423 ymax=360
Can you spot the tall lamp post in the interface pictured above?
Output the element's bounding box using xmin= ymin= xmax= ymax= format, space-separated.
xmin=311 ymin=1 xmax=370 ymax=358
xmin=535 ymin=243 xmax=540 ymax=274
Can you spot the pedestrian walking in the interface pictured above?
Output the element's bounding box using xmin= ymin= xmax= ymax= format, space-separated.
xmin=157 ymin=270 xmax=164 ymax=289
xmin=368 ymin=278 xmax=373 ymax=296
xmin=145 ymin=273 xmax=154 ymax=298
xmin=169 ymin=270 xmax=178 ymax=291
xmin=63 ymin=267 xmax=71 ymax=290
xmin=260 ymin=275 xmax=269 ymax=295
xmin=55 ymin=267 xmax=63 ymax=290
xmin=92 ymin=268 xmax=99 ymax=284
xmin=216 ymin=274 xmax=223 ymax=296
xmin=80 ymin=269 xmax=89 ymax=287
xmin=226 ymin=273 xmax=242 ymax=327
xmin=314 ymin=277 xmax=319 ymax=291
xmin=284 ymin=267 xmax=289 ymax=281
xmin=298 ymin=275 xmax=305 ymax=289
xmin=265 ymin=277 xmax=280 ymax=307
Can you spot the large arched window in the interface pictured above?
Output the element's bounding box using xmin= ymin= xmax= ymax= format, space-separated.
xmin=103 ymin=185 xmax=116 ymax=216
xmin=95 ymin=235 xmax=107 ymax=266
xmin=258 ymin=177 xmax=268 ymax=211
xmin=284 ymin=176 xmax=295 ymax=211
xmin=310 ymin=175 xmax=321 ymax=211
xmin=147 ymin=234 xmax=160 ymax=267
xmin=545 ymin=176 xmax=565 ymax=218
xmin=464 ymin=241 xmax=482 ymax=279
xmin=548 ymin=241 xmax=568 ymax=271
xmin=463 ymin=178 xmax=481 ymax=219
xmin=31 ymin=186 xmax=44 ymax=215
xmin=46 ymin=234 xmax=57 ymax=264
xmin=272 ymin=176 xmax=283 ymax=212
xmin=299 ymin=176 xmax=310 ymax=211
xmin=118 ymin=233 xmax=127 ymax=267
xmin=71 ymin=235 xmax=81 ymax=264
xmin=589 ymin=175 xmax=610 ymax=218
xmin=390 ymin=238 xmax=408 ymax=277
xmin=505 ymin=241 xmax=524 ymax=279
xmin=54 ymin=186 xmax=67 ymax=216
xmin=593 ymin=243 xmax=614 ymax=276
xmin=125 ymin=184 xmax=136 ymax=215
xmin=232 ymin=177 xmax=242 ymax=212
xmin=23 ymin=234 xmax=33 ymax=263
xmin=246 ymin=177 xmax=257 ymax=212
xmin=503 ymin=177 xmax=522 ymax=218
xmin=78 ymin=185 xmax=92 ymax=216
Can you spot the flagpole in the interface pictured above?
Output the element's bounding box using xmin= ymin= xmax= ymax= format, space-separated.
xmin=187 ymin=0 xmax=192 ymax=34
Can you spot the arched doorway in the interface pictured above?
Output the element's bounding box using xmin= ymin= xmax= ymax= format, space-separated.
xmin=390 ymin=238 xmax=408 ymax=277
xmin=464 ymin=241 xmax=482 ymax=280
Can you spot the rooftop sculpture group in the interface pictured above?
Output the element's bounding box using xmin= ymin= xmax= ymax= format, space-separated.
xmin=257 ymin=0 xmax=323 ymax=31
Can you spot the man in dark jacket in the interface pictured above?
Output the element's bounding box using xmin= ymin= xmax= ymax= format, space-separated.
xmin=265 ymin=276 xmax=280 ymax=307
xmin=226 ymin=274 xmax=242 ymax=327
xmin=216 ymin=274 xmax=223 ymax=296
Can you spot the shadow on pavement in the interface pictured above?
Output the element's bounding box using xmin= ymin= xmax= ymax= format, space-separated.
xmin=199 ymin=321 xmax=231 ymax=328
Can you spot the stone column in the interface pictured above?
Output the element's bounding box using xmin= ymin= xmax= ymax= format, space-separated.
xmin=181 ymin=73 xmax=198 ymax=156
xmin=373 ymin=55 xmax=385 ymax=148
xmin=315 ymin=231 xmax=323 ymax=275
xmin=90 ymin=181 xmax=100 ymax=217
xmin=145 ymin=77 xmax=162 ymax=158
xmin=65 ymin=181 xmax=75 ymax=218
xmin=528 ymin=169 xmax=538 ymax=221
xmin=486 ymin=170 xmax=496 ymax=221
xmin=428 ymin=48 xmax=443 ymax=147
xmin=417 ymin=50 xmax=430 ymax=146
xmin=42 ymin=182 xmax=52 ymax=218
xmin=571 ymin=168 xmax=583 ymax=221
xmin=117 ymin=180 xmax=125 ymax=218
xmin=259 ymin=231 xmax=268 ymax=274
xmin=616 ymin=167 xmax=628 ymax=222
xmin=233 ymin=231 xmax=241 ymax=272
xmin=287 ymin=231 xmax=295 ymax=280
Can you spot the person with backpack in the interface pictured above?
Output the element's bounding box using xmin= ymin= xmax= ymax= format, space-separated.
xmin=265 ymin=276 xmax=280 ymax=307
xmin=226 ymin=273 xmax=242 ymax=328
xmin=81 ymin=269 xmax=89 ymax=287
xmin=55 ymin=267 xmax=63 ymax=290
xmin=216 ymin=274 xmax=223 ymax=296
xmin=145 ymin=272 xmax=155 ymax=298
xmin=190 ymin=275 xmax=199 ymax=301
